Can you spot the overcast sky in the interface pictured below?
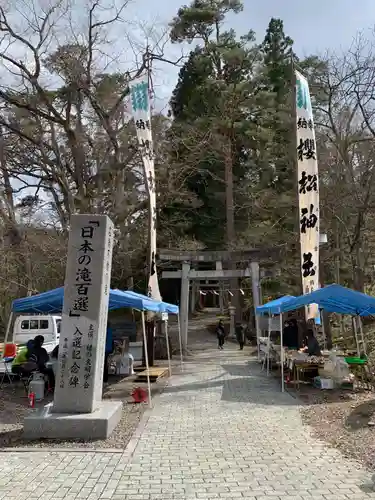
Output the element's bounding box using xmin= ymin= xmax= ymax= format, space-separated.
xmin=123 ymin=0 xmax=375 ymax=109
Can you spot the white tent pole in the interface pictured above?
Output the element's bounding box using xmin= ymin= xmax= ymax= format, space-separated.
xmin=1 ymin=312 xmax=13 ymax=360
xmin=165 ymin=319 xmax=172 ymax=377
xmin=177 ymin=313 xmax=183 ymax=370
xmin=358 ymin=316 xmax=366 ymax=356
xmin=141 ymin=311 xmax=152 ymax=408
xmin=279 ymin=312 xmax=284 ymax=392
xmin=267 ymin=314 xmax=271 ymax=376
xmin=353 ymin=316 xmax=360 ymax=357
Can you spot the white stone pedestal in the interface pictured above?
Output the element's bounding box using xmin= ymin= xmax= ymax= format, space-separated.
xmin=24 ymin=401 xmax=122 ymax=440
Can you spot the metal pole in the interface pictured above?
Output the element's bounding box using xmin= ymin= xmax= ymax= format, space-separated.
xmin=267 ymin=315 xmax=271 ymax=376
xmin=165 ymin=320 xmax=172 ymax=377
xmin=357 ymin=316 xmax=366 ymax=356
xmin=353 ymin=316 xmax=360 ymax=357
xmin=141 ymin=311 xmax=152 ymax=408
xmin=279 ymin=313 xmax=285 ymax=392
xmin=320 ymin=309 xmax=326 ymax=350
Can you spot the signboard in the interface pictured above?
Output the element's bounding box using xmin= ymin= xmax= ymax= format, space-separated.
xmin=295 ymin=70 xmax=320 ymax=320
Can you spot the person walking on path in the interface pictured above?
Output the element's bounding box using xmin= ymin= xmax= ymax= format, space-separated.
xmin=235 ymin=321 xmax=245 ymax=350
xmin=216 ymin=319 xmax=225 ymax=349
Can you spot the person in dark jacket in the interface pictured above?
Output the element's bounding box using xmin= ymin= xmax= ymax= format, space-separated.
xmin=235 ymin=322 xmax=245 ymax=350
xmin=216 ymin=320 xmax=225 ymax=350
xmin=283 ymin=319 xmax=299 ymax=349
xmin=301 ymin=329 xmax=321 ymax=357
xmin=27 ymin=335 xmax=55 ymax=389
xmin=27 ymin=335 xmax=48 ymax=364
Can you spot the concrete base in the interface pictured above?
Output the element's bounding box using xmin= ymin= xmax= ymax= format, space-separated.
xmin=23 ymin=400 xmax=123 ymax=440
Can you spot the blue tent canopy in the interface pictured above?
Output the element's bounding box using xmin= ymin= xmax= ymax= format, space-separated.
xmin=123 ymin=290 xmax=179 ymax=315
xmin=256 ymin=295 xmax=296 ymax=316
xmin=274 ymin=284 xmax=375 ymax=316
xmin=12 ymin=287 xmax=179 ymax=315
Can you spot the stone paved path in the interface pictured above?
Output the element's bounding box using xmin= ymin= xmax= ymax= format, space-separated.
xmin=1 ymin=340 xmax=375 ymax=499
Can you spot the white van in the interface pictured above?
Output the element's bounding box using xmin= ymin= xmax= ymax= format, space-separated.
xmin=12 ymin=315 xmax=61 ymax=354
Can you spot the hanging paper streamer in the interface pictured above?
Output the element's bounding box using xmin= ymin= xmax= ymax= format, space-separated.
xmin=129 ymin=75 xmax=161 ymax=301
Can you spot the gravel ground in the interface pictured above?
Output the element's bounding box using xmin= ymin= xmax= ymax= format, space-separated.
xmin=295 ymin=386 xmax=375 ymax=470
xmin=0 ymin=375 xmax=166 ymax=449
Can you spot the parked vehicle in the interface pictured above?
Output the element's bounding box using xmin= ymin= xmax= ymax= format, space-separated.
xmin=12 ymin=315 xmax=61 ymax=354
xmin=0 ymin=314 xmax=61 ymax=373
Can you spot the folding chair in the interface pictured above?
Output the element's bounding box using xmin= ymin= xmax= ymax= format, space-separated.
xmin=0 ymin=344 xmax=17 ymax=387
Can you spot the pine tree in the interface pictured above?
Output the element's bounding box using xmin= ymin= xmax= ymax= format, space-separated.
xmin=167 ymin=0 xmax=275 ymax=249
xmin=260 ymin=18 xmax=296 ymax=192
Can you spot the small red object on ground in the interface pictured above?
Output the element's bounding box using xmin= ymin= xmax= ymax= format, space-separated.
xmin=28 ymin=392 xmax=35 ymax=408
xmin=131 ymin=387 xmax=148 ymax=403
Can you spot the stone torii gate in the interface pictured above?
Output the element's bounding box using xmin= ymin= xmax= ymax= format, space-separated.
xmin=159 ymin=249 xmax=273 ymax=352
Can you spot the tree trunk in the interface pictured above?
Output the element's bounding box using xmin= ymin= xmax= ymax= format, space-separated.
xmin=320 ymin=253 xmax=333 ymax=349
xmin=224 ymin=137 xmax=235 ymax=245
xmin=223 ymin=136 xmax=240 ymax=319
xmin=351 ymin=248 xmax=365 ymax=293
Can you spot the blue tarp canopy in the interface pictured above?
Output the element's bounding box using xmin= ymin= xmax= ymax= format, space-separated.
xmin=256 ymin=295 xmax=296 ymax=316
xmin=122 ymin=290 xmax=179 ymax=315
xmin=12 ymin=287 xmax=179 ymax=315
xmin=271 ymin=284 xmax=375 ymax=316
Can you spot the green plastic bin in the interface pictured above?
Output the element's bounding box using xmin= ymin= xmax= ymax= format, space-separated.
xmin=345 ymin=357 xmax=367 ymax=365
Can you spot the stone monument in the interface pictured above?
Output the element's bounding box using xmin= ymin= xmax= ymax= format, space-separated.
xmin=24 ymin=214 xmax=122 ymax=439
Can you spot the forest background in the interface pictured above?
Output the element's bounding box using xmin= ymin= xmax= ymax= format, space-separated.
xmin=1 ymin=0 xmax=375 ymax=343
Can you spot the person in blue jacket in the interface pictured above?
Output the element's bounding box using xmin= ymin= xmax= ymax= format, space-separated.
xmin=103 ymin=322 xmax=114 ymax=383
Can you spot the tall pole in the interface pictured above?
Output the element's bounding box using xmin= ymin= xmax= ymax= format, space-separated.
xmin=143 ymin=47 xmax=157 ymax=367
xmin=250 ymin=262 xmax=261 ymax=359
xmin=141 ymin=312 xmax=152 ymax=408
xmin=279 ymin=313 xmax=285 ymax=393
xmin=353 ymin=316 xmax=360 ymax=357
xmin=180 ymin=261 xmax=190 ymax=354
xmin=291 ymin=55 xmax=302 ymax=296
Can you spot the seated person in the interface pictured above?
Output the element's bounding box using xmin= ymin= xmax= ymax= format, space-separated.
xmin=283 ymin=319 xmax=299 ymax=349
xmin=300 ymin=329 xmax=321 ymax=357
xmin=11 ymin=339 xmax=35 ymax=377
xmin=27 ymin=335 xmax=55 ymax=390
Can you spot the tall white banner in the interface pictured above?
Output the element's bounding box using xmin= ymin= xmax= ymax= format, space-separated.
xmin=129 ymin=75 xmax=161 ymax=301
xmin=295 ymin=70 xmax=320 ymax=320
